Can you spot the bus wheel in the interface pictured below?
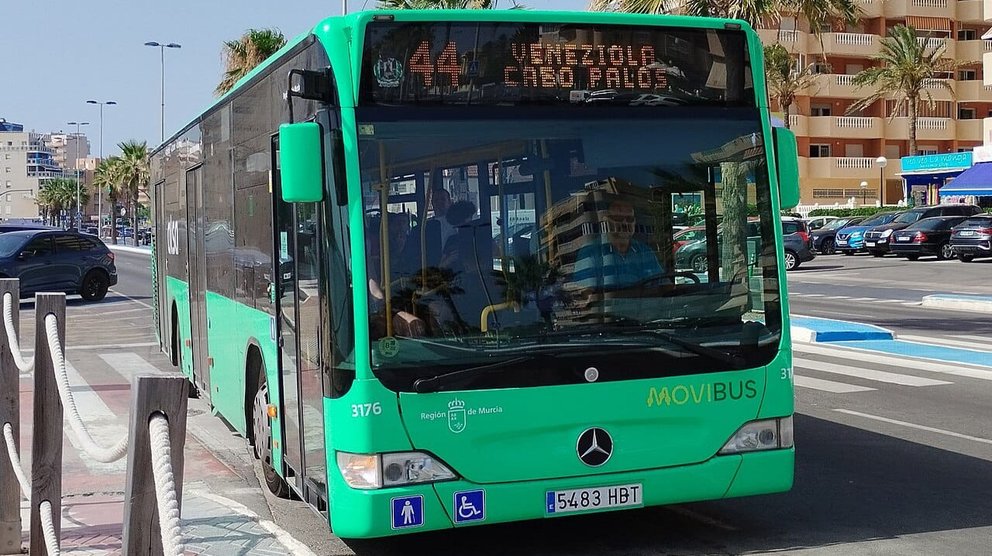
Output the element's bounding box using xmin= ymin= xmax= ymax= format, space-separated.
xmin=252 ymin=365 xmax=291 ymax=498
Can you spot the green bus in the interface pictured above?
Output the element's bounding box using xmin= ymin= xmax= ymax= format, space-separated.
xmin=150 ymin=9 xmax=799 ymax=539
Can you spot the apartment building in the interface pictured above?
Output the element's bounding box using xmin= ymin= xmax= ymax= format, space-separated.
xmin=0 ymin=123 xmax=64 ymax=219
xmin=758 ymin=0 xmax=992 ymax=205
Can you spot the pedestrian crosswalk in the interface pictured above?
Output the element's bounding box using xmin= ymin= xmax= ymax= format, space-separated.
xmin=793 ymin=338 xmax=992 ymax=395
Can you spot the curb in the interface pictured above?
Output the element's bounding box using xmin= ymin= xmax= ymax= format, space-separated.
xmin=791 ymin=315 xmax=896 ymax=343
xmin=922 ymin=294 xmax=992 ymax=314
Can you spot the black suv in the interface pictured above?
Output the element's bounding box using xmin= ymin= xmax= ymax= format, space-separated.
xmin=863 ymin=204 xmax=983 ymax=256
xmin=0 ymin=230 xmax=118 ymax=301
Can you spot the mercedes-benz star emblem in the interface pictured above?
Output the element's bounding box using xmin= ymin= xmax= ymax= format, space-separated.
xmin=576 ymin=427 xmax=613 ymax=467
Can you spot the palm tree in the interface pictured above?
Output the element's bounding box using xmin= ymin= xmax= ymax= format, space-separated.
xmin=846 ymin=25 xmax=961 ymax=157
xmin=94 ymin=157 xmax=126 ymax=244
xmin=117 ymin=141 xmax=150 ymax=246
xmin=378 ymin=0 xmax=519 ymax=7
xmin=36 ymin=178 xmax=90 ymax=227
xmin=215 ymin=28 xmax=287 ymax=96
xmin=764 ymin=43 xmax=818 ymax=129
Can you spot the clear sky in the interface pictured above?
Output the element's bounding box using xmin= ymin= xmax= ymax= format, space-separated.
xmin=1 ymin=0 xmax=589 ymax=157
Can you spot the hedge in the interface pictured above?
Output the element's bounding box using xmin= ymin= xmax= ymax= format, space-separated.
xmin=805 ymin=207 xmax=899 ymax=217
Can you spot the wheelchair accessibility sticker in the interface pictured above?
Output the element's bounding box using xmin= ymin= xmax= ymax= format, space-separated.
xmin=453 ymin=490 xmax=485 ymax=524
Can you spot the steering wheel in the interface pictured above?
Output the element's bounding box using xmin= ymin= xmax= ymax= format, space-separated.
xmin=673 ymin=271 xmax=701 ymax=284
xmin=634 ymin=272 xmax=700 ymax=289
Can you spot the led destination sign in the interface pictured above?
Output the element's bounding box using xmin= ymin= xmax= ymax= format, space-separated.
xmin=361 ymin=22 xmax=752 ymax=107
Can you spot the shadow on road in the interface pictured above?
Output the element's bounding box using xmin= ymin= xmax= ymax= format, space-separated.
xmin=342 ymin=414 xmax=992 ymax=555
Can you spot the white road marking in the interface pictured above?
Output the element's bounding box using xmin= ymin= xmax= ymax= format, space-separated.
xmin=834 ymin=409 xmax=992 ymax=446
xmin=794 ymin=375 xmax=875 ymax=393
xmin=98 ymin=352 xmax=160 ymax=378
xmin=795 ymin=343 xmax=992 ymax=380
xmin=188 ymin=489 xmax=320 ymax=556
xmin=848 ymin=297 xmax=879 ymax=302
xmin=105 ymin=291 xmax=154 ymax=310
xmin=63 ymin=360 xmax=128 ymax=473
xmin=896 ymin=335 xmax=991 ymax=353
xmin=794 ymin=358 xmax=951 ymax=387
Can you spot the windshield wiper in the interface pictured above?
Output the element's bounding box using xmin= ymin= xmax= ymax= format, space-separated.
xmin=413 ymin=356 xmax=532 ymax=393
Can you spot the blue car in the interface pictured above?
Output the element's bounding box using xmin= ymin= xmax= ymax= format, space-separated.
xmin=0 ymin=230 xmax=118 ymax=301
xmin=834 ymin=211 xmax=903 ymax=255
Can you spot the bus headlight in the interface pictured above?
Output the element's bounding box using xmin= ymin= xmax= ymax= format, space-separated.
xmin=337 ymin=451 xmax=457 ymax=489
xmin=718 ymin=416 xmax=793 ymax=455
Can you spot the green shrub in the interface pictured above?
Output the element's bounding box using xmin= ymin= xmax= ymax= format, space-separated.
xmin=806 ymin=207 xmax=898 ymax=218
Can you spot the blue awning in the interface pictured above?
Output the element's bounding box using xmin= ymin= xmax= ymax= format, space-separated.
xmin=940 ymin=162 xmax=992 ymax=197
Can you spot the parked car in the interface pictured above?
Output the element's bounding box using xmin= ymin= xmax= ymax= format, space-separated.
xmin=889 ymin=216 xmax=970 ymax=260
xmin=835 ymin=211 xmax=904 ymax=255
xmin=804 ymin=215 xmax=838 ymax=231
xmin=810 ymin=216 xmax=865 ymax=254
xmin=949 ymin=214 xmax=992 ymax=262
xmin=672 ymin=226 xmax=706 ymax=255
xmin=675 ymin=219 xmax=813 ymax=272
xmin=0 ymin=230 xmax=117 ymax=301
xmin=781 ymin=216 xmax=816 ymax=270
xmin=0 ymin=223 xmax=56 ymax=234
xmin=863 ymin=204 xmax=982 ymax=256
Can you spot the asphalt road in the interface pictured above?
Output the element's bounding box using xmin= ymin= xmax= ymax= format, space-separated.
xmin=101 ymin=247 xmax=992 ymax=555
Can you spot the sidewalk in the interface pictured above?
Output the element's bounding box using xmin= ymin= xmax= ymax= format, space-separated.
xmin=921 ymin=293 xmax=992 ymax=313
xmin=6 ymin=293 xmax=317 ymax=555
xmin=106 ymin=242 xmax=151 ymax=255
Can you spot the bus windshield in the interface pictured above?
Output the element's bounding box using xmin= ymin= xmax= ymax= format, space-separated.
xmin=358 ymin=113 xmax=781 ymax=392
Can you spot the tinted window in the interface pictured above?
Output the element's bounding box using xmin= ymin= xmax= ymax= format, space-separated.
xmin=0 ymin=235 xmax=28 ymax=257
xmin=23 ymin=237 xmax=53 ymax=257
xmin=894 ymin=211 xmax=924 ymax=224
xmin=782 ymin=221 xmax=803 ymax=234
xmin=861 ymin=212 xmax=898 ymax=226
xmin=54 ymin=235 xmax=87 ymax=253
xmin=960 ymin=216 xmax=992 ymax=228
xmin=911 ymin=218 xmax=949 ymax=231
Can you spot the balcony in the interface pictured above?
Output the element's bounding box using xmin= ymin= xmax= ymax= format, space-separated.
xmin=886 ymin=117 xmax=956 ymax=140
xmin=956 ymin=40 xmax=992 ymax=64
xmin=957 ymin=0 xmax=984 ymax=21
xmin=856 ymin=0 xmax=883 ymax=18
xmin=985 ymin=53 xmax=992 ymax=86
xmin=984 ymin=118 xmax=992 ymax=143
xmin=806 ymin=157 xmax=881 ymax=179
xmin=885 ymin=0 xmax=953 ymax=18
xmin=807 ymin=116 xmax=885 ymax=139
xmin=955 ymin=80 xmax=992 ymax=101
xmin=916 ymin=37 xmax=955 ymax=60
xmin=957 ymin=119 xmax=983 ymax=142
xmin=809 ymin=74 xmax=865 ymax=97
xmin=788 ymin=115 xmax=808 ymax=135
xmin=821 ymin=33 xmax=879 ymax=57
xmin=920 ymin=78 xmax=955 ymax=101
xmin=757 ymin=29 xmax=808 ymax=52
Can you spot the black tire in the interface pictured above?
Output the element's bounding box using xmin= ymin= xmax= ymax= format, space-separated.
xmin=252 ymin=363 xmax=291 ymax=498
xmin=959 ymin=254 xmax=975 ymax=262
xmin=905 ymin=254 xmax=919 ymax=261
xmin=821 ymin=238 xmax=835 ymax=255
xmin=937 ymin=242 xmax=953 ymax=261
xmin=690 ymin=254 xmax=708 ymax=273
xmin=79 ymin=270 xmax=109 ymax=301
xmin=784 ymin=250 xmax=799 ymax=271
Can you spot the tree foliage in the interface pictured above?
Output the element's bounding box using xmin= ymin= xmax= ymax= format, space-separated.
xmin=216 ymin=28 xmax=287 ymax=96
xmin=764 ymin=44 xmax=818 ymax=128
xmin=846 ymin=25 xmax=962 ymax=156
xmin=36 ymin=178 xmax=90 ymax=226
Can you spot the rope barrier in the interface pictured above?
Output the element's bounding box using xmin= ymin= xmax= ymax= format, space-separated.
xmin=3 ymin=292 xmax=33 ymax=373
xmin=149 ymin=413 xmax=185 ymax=556
xmin=2 ymin=422 xmax=30 ymax=499
xmin=39 ymin=500 xmax=61 ymax=556
xmin=45 ymin=314 xmax=129 ymax=463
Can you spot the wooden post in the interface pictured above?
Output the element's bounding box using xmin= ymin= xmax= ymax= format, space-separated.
xmin=122 ymin=374 xmax=188 ymax=556
xmin=0 ymin=280 xmax=21 ymax=555
xmin=30 ymin=293 xmax=65 ymax=556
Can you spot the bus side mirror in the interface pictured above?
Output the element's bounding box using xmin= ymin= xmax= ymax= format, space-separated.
xmin=772 ymin=126 xmax=800 ymax=210
xmin=279 ymin=122 xmax=324 ymax=203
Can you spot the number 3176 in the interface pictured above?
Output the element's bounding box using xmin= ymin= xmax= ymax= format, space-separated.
xmin=352 ymin=402 xmax=382 ymax=417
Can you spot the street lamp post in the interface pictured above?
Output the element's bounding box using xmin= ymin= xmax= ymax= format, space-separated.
xmin=144 ymin=41 xmax=182 ymax=143
xmin=876 ymin=156 xmax=888 ymax=206
xmin=67 ymin=121 xmax=89 ymax=229
xmin=860 ymin=180 xmax=869 ymax=206
xmin=86 ymin=100 xmax=117 ymax=237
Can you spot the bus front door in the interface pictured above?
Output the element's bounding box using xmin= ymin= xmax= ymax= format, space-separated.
xmin=271 ymin=135 xmax=328 ymax=510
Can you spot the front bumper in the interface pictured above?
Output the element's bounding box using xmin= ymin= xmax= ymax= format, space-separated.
xmin=328 ymin=448 xmax=795 ymax=538
xmin=835 ymin=237 xmax=863 ymax=251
